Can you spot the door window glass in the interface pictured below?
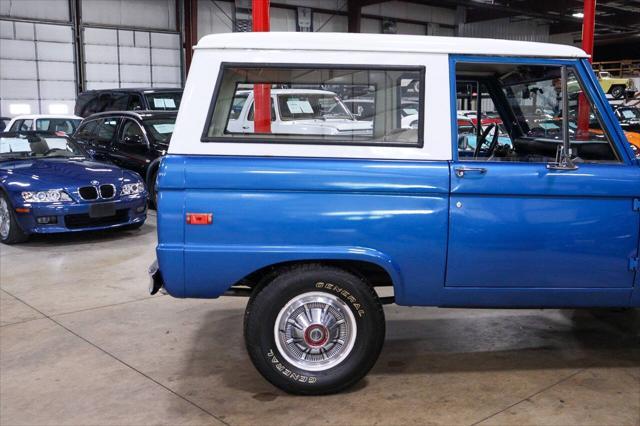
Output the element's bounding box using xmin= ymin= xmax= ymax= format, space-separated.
xmin=206 ymin=65 xmax=424 ymax=146
xmin=9 ymin=120 xmax=22 ymax=131
xmin=127 ymin=95 xmax=144 ymax=110
xmin=120 ymin=120 xmax=145 ymax=144
xmin=144 ymin=119 xmax=175 ymax=144
xmin=35 ymin=119 xmax=80 ymax=134
xmin=17 ymin=120 xmax=33 ymax=131
xmin=76 ymin=120 xmax=98 ymax=139
xmin=455 ymin=63 xmax=620 ymax=164
xmin=110 ymin=92 xmax=129 ymax=110
xmin=95 ymin=118 xmax=118 ymax=144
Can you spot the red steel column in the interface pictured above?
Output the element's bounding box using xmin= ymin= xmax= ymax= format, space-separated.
xmin=577 ymin=0 xmax=596 ymax=140
xmin=184 ymin=0 xmax=198 ymax=75
xmin=253 ymin=0 xmax=271 ymax=134
xmin=582 ymin=0 xmax=596 ymax=61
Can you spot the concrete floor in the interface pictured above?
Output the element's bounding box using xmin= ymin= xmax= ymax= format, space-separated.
xmin=1 ymin=211 xmax=639 ymax=426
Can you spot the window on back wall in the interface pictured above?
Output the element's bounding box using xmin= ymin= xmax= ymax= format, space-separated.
xmin=204 ymin=65 xmax=424 ymax=146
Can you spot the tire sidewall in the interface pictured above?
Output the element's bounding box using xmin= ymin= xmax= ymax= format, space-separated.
xmin=0 ymin=192 xmax=27 ymax=244
xmin=245 ymin=268 xmax=384 ymax=394
xmin=0 ymin=193 xmax=11 ymax=243
xmin=611 ymin=85 xmax=624 ymax=98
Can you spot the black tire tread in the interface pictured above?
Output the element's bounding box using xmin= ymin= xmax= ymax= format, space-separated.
xmin=0 ymin=193 xmax=28 ymax=244
xmin=244 ymin=264 xmax=385 ymax=395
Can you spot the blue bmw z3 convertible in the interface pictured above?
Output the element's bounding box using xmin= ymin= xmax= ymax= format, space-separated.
xmin=0 ymin=131 xmax=148 ymax=244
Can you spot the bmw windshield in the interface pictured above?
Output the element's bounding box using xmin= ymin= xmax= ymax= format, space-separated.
xmin=0 ymin=133 xmax=85 ymax=161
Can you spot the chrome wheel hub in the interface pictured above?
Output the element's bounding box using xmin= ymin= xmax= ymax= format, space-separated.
xmin=275 ymin=291 xmax=357 ymax=372
xmin=0 ymin=198 xmax=10 ymax=239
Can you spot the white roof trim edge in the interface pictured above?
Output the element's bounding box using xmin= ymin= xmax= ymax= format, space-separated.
xmin=195 ymin=32 xmax=589 ymax=59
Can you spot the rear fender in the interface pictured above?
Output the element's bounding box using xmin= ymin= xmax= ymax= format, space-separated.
xmin=182 ymin=245 xmax=404 ymax=299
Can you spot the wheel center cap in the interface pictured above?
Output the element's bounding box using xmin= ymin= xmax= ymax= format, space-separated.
xmin=304 ymin=324 xmax=329 ymax=348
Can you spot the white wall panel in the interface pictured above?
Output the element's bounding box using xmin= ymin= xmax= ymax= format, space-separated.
xmin=81 ymin=0 xmax=177 ymax=31
xmin=0 ymin=39 xmax=36 ymax=60
xmin=35 ymin=24 xmax=72 ymax=42
xmin=270 ymin=7 xmax=296 ymax=32
xmin=83 ymin=27 xmax=118 ymax=45
xmin=313 ymin=13 xmax=347 ymax=32
xmin=38 ymin=61 xmax=75 ymax=80
xmin=0 ymin=0 xmax=69 ymax=22
xmin=363 ymin=1 xmax=455 ymax=26
xmin=85 ymin=63 xmax=119 ymax=85
xmin=84 ymin=27 xmax=180 ymax=90
xmin=120 ymin=65 xmax=151 ymax=84
xmin=397 ymin=22 xmax=425 ymax=35
xmin=120 ymin=47 xmax=151 ymax=65
xmin=1 ymin=79 xmax=38 ymax=99
xmin=0 ymin=20 xmax=74 ymax=116
xmin=135 ymin=31 xmax=151 ymax=47
xmin=118 ymin=30 xmax=135 ymax=47
xmin=198 ymin=0 xmax=233 ymax=38
xmin=461 ymin=18 xmax=550 ymax=42
xmin=36 ymin=41 xmax=74 ymax=62
xmin=0 ymin=59 xmax=37 ymax=80
xmin=15 ymin=22 xmax=35 ymax=40
xmin=361 ymin=18 xmax=381 ymax=34
xmin=152 ymin=66 xmax=181 ymax=86
xmin=39 ymin=81 xmax=75 ymax=99
xmin=84 ymin=44 xmax=119 ymax=63
xmin=151 ymin=32 xmax=179 ymax=49
xmin=151 ymin=48 xmax=179 ymax=66
xmin=273 ymin=0 xmax=344 ymax=9
xmin=0 ymin=20 xmax=13 ymax=38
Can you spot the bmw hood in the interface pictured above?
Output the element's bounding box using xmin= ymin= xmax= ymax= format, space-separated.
xmin=1 ymin=158 xmax=131 ymax=191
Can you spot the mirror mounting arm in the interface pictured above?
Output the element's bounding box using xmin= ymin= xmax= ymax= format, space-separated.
xmin=548 ymin=66 xmax=579 ymax=171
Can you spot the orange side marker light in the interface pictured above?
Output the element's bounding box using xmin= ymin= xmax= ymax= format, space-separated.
xmin=186 ymin=213 xmax=213 ymax=225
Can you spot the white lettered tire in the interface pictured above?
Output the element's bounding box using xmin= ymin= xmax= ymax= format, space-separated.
xmin=243 ymin=265 xmax=385 ymax=395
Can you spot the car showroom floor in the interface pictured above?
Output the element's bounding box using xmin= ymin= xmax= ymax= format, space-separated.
xmin=1 ymin=212 xmax=639 ymax=426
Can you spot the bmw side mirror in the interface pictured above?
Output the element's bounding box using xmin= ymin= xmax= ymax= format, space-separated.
xmin=124 ymin=135 xmax=143 ymax=145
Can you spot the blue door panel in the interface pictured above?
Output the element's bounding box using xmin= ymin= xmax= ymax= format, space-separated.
xmin=446 ymin=195 xmax=638 ymax=288
xmin=450 ymin=163 xmax=640 ymax=197
xmin=447 ymin=161 xmax=639 ymax=291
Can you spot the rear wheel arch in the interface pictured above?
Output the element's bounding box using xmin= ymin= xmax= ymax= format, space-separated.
xmin=238 ymin=259 xmax=396 ymax=297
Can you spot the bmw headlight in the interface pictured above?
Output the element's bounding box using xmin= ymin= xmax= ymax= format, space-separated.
xmin=121 ymin=182 xmax=145 ymax=196
xmin=22 ymin=190 xmax=72 ymax=203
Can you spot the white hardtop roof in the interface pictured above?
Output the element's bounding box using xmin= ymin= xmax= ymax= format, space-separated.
xmin=196 ymin=32 xmax=588 ymax=59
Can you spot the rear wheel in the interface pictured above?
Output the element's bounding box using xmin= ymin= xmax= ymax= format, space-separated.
xmin=0 ymin=193 xmax=28 ymax=244
xmin=244 ymin=265 xmax=385 ymax=395
xmin=610 ymin=85 xmax=625 ymax=99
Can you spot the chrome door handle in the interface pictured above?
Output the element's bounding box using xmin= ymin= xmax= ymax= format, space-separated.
xmin=454 ymin=167 xmax=487 ymax=178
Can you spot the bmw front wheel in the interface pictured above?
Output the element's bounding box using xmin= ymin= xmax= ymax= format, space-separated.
xmin=0 ymin=193 xmax=28 ymax=244
xmin=244 ymin=265 xmax=385 ymax=395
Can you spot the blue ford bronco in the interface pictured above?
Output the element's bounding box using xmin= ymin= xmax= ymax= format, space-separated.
xmin=149 ymin=32 xmax=640 ymax=394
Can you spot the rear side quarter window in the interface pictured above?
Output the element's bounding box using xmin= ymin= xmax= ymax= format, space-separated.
xmin=203 ymin=64 xmax=425 ymax=147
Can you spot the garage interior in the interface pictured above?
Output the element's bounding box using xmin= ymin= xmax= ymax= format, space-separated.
xmin=1 ymin=1 xmax=639 ymax=425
